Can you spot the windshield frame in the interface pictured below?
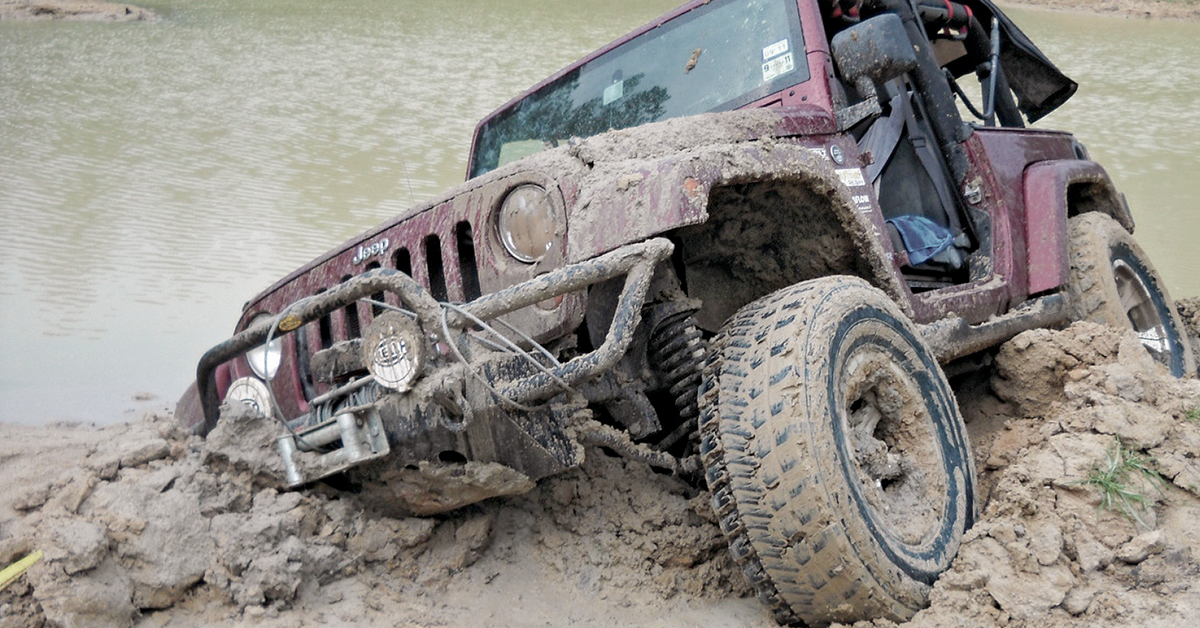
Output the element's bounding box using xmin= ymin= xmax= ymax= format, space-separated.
xmin=467 ymin=0 xmax=812 ymax=179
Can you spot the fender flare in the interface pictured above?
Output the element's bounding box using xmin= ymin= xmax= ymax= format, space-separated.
xmin=1022 ymin=159 xmax=1133 ymax=294
xmin=568 ymin=141 xmax=910 ymax=317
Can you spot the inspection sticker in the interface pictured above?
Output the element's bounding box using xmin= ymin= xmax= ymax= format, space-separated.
xmin=762 ymin=52 xmax=794 ymax=82
xmin=762 ymin=39 xmax=789 ymax=61
xmin=836 ymin=168 xmax=867 ymax=188
xmin=603 ymin=80 xmax=624 ymax=105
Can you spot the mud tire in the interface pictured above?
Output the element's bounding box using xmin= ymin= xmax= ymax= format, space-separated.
xmin=1067 ymin=212 xmax=1196 ymax=377
xmin=699 ymin=277 xmax=975 ymax=626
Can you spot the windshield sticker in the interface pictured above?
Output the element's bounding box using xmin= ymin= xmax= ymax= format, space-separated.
xmin=603 ymin=80 xmax=624 ymax=105
xmin=836 ymin=168 xmax=867 ymax=188
xmin=761 ymin=52 xmax=794 ymax=83
xmin=762 ymin=39 xmax=789 ymax=61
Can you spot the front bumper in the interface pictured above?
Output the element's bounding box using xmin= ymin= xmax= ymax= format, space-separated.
xmin=189 ymin=238 xmax=674 ymax=500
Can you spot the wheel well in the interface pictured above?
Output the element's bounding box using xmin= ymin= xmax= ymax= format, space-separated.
xmin=1066 ymin=180 xmax=1134 ymax=233
xmin=672 ymin=177 xmax=876 ymax=331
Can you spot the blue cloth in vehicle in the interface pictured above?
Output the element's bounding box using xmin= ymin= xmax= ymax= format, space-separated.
xmin=886 ymin=215 xmax=954 ymax=266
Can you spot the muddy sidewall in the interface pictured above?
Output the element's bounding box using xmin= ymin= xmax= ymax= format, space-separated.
xmin=821 ymin=302 xmax=974 ymax=584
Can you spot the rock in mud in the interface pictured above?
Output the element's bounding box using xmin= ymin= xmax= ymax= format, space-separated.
xmin=1116 ymin=530 xmax=1165 ymax=564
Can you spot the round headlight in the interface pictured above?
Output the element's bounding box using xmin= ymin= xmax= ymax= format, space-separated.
xmin=496 ymin=184 xmax=561 ymax=263
xmin=246 ymin=315 xmax=284 ymax=380
xmin=363 ymin=312 xmax=426 ymax=392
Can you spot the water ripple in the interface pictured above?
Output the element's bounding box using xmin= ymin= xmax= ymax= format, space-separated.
xmin=0 ymin=0 xmax=681 ymax=423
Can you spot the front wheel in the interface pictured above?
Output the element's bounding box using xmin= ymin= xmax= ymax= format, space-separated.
xmin=1067 ymin=212 xmax=1195 ymax=377
xmin=700 ymin=277 xmax=975 ymax=626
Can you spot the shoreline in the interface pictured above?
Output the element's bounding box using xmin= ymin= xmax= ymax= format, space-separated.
xmin=0 ymin=0 xmax=156 ymax=21
xmin=1003 ymin=0 xmax=1200 ymax=20
xmin=2 ymin=0 xmax=1198 ymax=23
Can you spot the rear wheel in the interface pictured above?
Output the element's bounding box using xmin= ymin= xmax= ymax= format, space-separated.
xmin=1067 ymin=212 xmax=1195 ymax=377
xmin=700 ymin=277 xmax=974 ymax=626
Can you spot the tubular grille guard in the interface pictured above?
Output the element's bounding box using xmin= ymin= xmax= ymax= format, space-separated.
xmin=195 ymin=238 xmax=675 ymax=433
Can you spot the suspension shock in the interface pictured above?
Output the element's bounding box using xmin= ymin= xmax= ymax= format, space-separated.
xmin=647 ymin=307 xmax=707 ymax=447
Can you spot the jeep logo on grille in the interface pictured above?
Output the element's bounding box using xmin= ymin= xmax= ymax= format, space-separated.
xmin=352 ymin=238 xmax=390 ymax=265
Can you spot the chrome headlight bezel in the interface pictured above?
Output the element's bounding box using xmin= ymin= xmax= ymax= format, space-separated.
xmin=495 ymin=183 xmax=563 ymax=264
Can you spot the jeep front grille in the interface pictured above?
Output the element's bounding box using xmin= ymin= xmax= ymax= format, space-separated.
xmin=292 ymin=219 xmax=482 ymax=401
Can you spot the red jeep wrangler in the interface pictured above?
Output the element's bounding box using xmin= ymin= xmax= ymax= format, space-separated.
xmin=177 ymin=0 xmax=1194 ymax=624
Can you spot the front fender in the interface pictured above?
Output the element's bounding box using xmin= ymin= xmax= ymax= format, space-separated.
xmin=565 ymin=137 xmax=908 ymax=316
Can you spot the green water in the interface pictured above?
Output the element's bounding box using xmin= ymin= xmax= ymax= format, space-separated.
xmin=1 ymin=2 xmax=1197 ymax=423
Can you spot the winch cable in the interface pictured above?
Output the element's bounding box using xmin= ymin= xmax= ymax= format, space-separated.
xmin=438 ymin=302 xmax=579 ymax=413
xmin=361 ymin=297 xmax=418 ymax=319
xmin=261 ymin=297 xmax=329 ymax=453
xmin=437 ymin=306 xmax=543 ymax=413
xmin=488 ymin=316 xmax=564 ymax=368
xmin=439 ymin=302 xmax=567 ymax=378
xmin=245 ymin=293 xmax=580 ymax=443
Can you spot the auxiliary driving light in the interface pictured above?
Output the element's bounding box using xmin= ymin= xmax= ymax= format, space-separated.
xmin=224 ymin=376 xmax=274 ymax=417
xmin=362 ymin=311 xmax=426 ymax=392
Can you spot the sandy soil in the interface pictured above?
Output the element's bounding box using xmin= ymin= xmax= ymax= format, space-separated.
xmin=3 ymin=316 xmax=1200 ymax=628
xmin=0 ymin=0 xmax=154 ymax=22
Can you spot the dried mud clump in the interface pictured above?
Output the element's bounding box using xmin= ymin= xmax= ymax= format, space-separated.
xmin=3 ymin=323 xmax=1200 ymax=628
xmin=0 ymin=406 xmax=749 ymax=628
xmin=1176 ymin=296 xmax=1200 ymax=367
xmin=838 ymin=322 xmax=1200 ymax=628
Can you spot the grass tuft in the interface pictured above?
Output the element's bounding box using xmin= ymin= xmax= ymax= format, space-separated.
xmin=1185 ymin=407 xmax=1200 ymax=423
xmin=1081 ymin=437 xmax=1164 ymax=530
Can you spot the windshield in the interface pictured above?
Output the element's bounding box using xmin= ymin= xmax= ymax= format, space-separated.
xmin=469 ymin=0 xmax=808 ymax=178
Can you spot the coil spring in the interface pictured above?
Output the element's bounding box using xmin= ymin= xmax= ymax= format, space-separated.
xmin=648 ymin=312 xmax=707 ymax=423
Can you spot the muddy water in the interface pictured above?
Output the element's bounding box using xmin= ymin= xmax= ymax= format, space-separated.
xmin=1 ymin=4 xmax=1197 ymax=424
xmin=1010 ymin=8 xmax=1200 ymax=300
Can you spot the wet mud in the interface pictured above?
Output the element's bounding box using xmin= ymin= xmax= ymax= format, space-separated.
xmin=2 ymin=320 xmax=1199 ymax=627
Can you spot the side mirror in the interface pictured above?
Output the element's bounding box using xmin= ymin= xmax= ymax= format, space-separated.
xmin=831 ymin=14 xmax=917 ymax=99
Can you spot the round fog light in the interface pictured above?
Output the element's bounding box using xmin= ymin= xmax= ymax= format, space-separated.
xmin=363 ymin=312 xmax=426 ymax=392
xmin=224 ymin=377 xmax=274 ymax=418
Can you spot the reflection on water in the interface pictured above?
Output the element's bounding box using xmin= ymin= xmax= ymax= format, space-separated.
xmin=1 ymin=3 xmax=1197 ymax=424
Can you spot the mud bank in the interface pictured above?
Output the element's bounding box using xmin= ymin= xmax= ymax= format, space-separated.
xmin=2 ymin=319 xmax=1199 ymax=628
xmin=1004 ymin=0 xmax=1200 ymax=20
xmin=0 ymin=0 xmax=155 ymax=22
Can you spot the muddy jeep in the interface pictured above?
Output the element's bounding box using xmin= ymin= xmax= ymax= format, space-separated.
xmin=178 ymin=0 xmax=1194 ymax=624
